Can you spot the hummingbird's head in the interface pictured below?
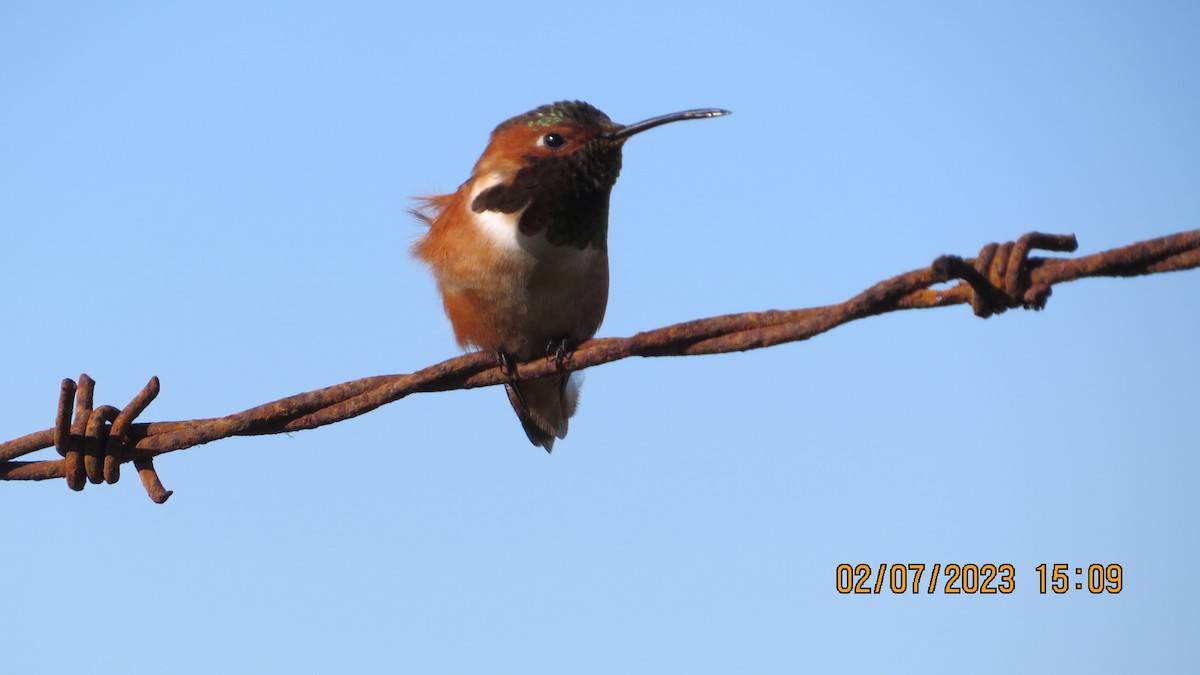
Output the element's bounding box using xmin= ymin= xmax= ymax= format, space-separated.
xmin=474 ymin=101 xmax=729 ymax=184
xmin=467 ymin=101 xmax=729 ymax=249
xmin=471 ymin=101 xmax=622 ymax=199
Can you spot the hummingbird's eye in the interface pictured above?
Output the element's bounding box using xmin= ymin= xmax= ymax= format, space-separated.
xmin=542 ymin=132 xmax=566 ymax=149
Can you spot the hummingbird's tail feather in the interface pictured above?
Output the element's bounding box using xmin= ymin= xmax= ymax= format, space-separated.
xmin=505 ymin=374 xmax=581 ymax=453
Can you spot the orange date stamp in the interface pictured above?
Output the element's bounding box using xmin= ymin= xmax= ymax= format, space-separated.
xmin=835 ymin=563 xmax=1123 ymax=594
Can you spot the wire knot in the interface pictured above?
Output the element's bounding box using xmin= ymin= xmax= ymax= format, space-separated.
xmin=932 ymin=232 xmax=1079 ymax=318
xmin=53 ymin=375 xmax=171 ymax=503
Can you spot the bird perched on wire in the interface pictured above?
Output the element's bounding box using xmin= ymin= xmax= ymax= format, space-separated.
xmin=413 ymin=100 xmax=728 ymax=451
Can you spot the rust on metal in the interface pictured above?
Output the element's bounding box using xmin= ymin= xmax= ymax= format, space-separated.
xmin=1 ymin=228 xmax=1197 ymax=503
xmin=105 ymin=376 xmax=161 ymax=483
xmin=84 ymin=405 xmax=119 ymax=485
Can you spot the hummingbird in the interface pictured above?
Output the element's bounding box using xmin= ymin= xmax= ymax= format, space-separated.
xmin=412 ymin=101 xmax=728 ymax=452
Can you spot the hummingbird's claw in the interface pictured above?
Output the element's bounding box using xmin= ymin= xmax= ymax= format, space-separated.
xmin=546 ymin=338 xmax=575 ymax=371
xmin=497 ymin=351 xmax=518 ymax=377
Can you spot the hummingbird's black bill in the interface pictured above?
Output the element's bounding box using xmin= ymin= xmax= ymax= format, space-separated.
xmin=602 ymin=108 xmax=731 ymax=140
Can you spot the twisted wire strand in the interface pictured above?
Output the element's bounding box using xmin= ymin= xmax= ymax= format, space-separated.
xmin=2 ymin=229 xmax=1197 ymax=502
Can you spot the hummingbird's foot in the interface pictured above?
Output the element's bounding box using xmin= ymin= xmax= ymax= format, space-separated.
xmin=545 ymin=337 xmax=576 ymax=371
xmin=497 ymin=351 xmax=518 ymax=377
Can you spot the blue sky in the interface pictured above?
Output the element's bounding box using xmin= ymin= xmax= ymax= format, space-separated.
xmin=3 ymin=2 xmax=1198 ymax=672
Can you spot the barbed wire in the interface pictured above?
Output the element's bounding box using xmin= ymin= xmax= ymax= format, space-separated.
xmin=3 ymin=229 xmax=1198 ymax=502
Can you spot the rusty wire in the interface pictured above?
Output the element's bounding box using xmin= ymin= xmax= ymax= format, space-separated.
xmin=3 ymin=229 xmax=1198 ymax=502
